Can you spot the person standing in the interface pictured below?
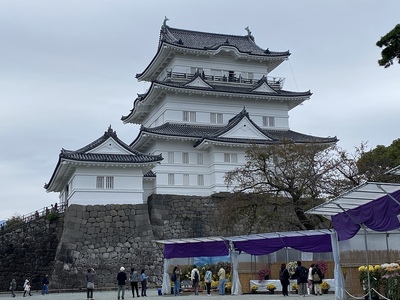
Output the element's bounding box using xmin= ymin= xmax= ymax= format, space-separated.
xmin=23 ymin=277 xmax=32 ymax=297
xmin=130 ymin=268 xmax=140 ymax=298
xmin=312 ymin=264 xmax=323 ymax=296
xmin=191 ymin=265 xmax=200 ymax=296
xmin=295 ymin=261 xmax=308 ymax=297
xmin=172 ymin=265 xmax=181 ymax=296
xmin=86 ymin=268 xmax=96 ymax=300
xmin=204 ymin=267 xmax=213 ymax=296
xmin=41 ymin=274 xmax=49 ymax=295
xmin=117 ymin=267 xmax=127 ymax=300
xmin=140 ymin=269 xmax=148 ymax=297
xmin=10 ymin=279 xmax=17 ymax=298
xmin=308 ymin=263 xmax=315 ymax=295
xmin=217 ymin=266 xmax=226 ymax=295
xmin=279 ymin=263 xmax=290 ymax=297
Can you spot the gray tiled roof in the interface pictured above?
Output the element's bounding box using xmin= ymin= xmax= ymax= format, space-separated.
xmin=45 ymin=127 xmax=163 ymax=191
xmin=134 ymin=110 xmax=337 ymax=146
xmin=60 ymin=126 xmax=163 ymax=163
xmin=155 ymin=80 xmax=312 ymax=97
xmin=161 ymin=26 xmax=290 ymax=57
xmin=121 ymin=80 xmax=311 ymax=123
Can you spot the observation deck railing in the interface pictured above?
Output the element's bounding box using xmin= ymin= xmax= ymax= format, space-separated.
xmin=165 ymin=70 xmax=284 ymax=90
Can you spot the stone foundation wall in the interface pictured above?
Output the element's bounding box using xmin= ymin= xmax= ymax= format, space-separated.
xmin=1 ymin=193 xmax=302 ymax=291
xmin=0 ymin=215 xmax=64 ymax=291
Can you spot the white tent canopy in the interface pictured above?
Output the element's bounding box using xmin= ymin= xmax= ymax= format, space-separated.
xmin=307 ymin=182 xmax=400 ymax=218
xmin=306 ymin=182 xmax=400 ymax=300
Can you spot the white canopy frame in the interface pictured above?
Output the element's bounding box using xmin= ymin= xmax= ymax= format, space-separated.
xmin=306 ymin=182 xmax=400 ymax=300
xmin=157 ymin=229 xmax=332 ymax=296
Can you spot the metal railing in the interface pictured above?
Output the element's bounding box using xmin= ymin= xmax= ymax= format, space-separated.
xmin=165 ymin=70 xmax=284 ymax=89
xmin=0 ymin=203 xmax=67 ymax=230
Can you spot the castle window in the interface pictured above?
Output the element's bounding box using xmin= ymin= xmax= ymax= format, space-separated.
xmin=168 ymin=174 xmax=175 ymax=185
xmin=182 ymin=152 xmax=189 ymax=164
xmin=183 ymin=174 xmax=189 ymax=186
xmin=96 ymin=176 xmax=114 ymax=189
xmin=168 ymin=152 xmax=174 ymax=164
xmin=197 ymin=153 xmax=204 ymax=165
xmin=210 ymin=113 xmax=223 ymax=124
xmin=224 ymin=153 xmax=238 ymax=163
xmin=197 ymin=174 xmax=204 ymax=186
xmin=106 ymin=176 xmax=114 ymax=189
xmin=183 ymin=111 xmax=196 ymax=122
xmin=263 ymin=116 xmax=275 ymax=127
xmin=96 ymin=176 xmax=104 ymax=189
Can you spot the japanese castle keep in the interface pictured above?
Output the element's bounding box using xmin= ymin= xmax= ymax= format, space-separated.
xmin=45 ymin=21 xmax=337 ymax=206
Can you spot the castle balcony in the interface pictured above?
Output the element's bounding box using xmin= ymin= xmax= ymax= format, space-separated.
xmin=162 ymin=68 xmax=285 ymax=90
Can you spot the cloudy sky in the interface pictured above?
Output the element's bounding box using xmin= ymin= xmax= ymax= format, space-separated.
xmin=1 ymin=0 xmax=399 ymax=220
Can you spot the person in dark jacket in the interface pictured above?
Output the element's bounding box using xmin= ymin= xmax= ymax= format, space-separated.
xmin=279 ymin=263 xmax=290 ymax=296
xmin=294 ymin=261 xmax=308 ymax=297
xmin=41 ymin=274 xmax=49 ymax=295
xmin=117 ymin=267 xmax=127 ymax=300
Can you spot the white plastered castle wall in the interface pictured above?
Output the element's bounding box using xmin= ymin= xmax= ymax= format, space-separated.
xmin=140 ymin=138 xmax=246 ymax=196
xmin=65 ymin=165 xmax=145 ymax=206
xmin=143 ymin=92 xmax=290 ymax=130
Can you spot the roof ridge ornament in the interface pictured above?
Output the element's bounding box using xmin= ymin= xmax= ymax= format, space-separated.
xmin=245 ymin=26 xmax=255 ymax=41
xmin=245 ymin=26 xmax=252 ymax=36
xmin=106 ymin=125 xmax=117 ymax=138
xmin=163 ymin=16 xmax=169 ymax=27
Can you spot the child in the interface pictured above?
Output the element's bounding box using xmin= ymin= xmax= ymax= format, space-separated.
xmin=10 ymin=279 xmax=16 ymax=298
xmin=23 ymin=277 xmax=32 ymax=297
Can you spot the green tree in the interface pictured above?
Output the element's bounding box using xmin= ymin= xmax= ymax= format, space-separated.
xmin=376 ymin=24 xmax=400 ymax=68
xmin=357 ymin=138 xmax=400 ymax=182
xmin=224 ymin=141 xmax=357 ymax=230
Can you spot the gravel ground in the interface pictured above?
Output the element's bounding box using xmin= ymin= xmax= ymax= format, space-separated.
xmin=0 ymin=290 xmax=337 ymax=300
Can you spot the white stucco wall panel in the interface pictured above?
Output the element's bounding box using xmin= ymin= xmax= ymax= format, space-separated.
xmin=145 ymin=93 xmax=290 ymax=129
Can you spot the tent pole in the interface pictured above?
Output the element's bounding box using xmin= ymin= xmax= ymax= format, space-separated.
xmin=363 ymin=225 xmax=372 ymax=300
xmin=286 ymin=247 xmax=289 ymax=264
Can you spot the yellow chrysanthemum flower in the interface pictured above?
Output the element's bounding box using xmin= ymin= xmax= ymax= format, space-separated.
xmin=358 ymin=266 xmax=367 ymax=272
xmin=368 ymin=265 xmax=374 ymax=272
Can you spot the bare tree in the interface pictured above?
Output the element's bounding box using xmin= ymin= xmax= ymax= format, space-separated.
xmin=224 ymin=141 xmax=355 ymax=230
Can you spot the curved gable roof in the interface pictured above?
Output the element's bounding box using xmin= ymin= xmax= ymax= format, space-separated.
xmin=45 ymin=126 xmax=163 ymax=192
xmin=130 ymin=110 xmax=338 ymax=150
xmin=121 ymin=81 xmax=311 ymax=124
xmin=161 ymin=26 xmax=289 ymax=57
xmin=136 ymin=24 xmax=290 ymax=81
xmin=63 ymin=126 xmax=162 ymax=163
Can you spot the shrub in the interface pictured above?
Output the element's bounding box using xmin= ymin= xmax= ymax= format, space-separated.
xmin=5 ymin=215 xmax=23 ymax=229
xmin=45 ymin=211 xmax=59 ymax=221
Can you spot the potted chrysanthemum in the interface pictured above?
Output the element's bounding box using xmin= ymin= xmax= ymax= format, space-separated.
xmin=267 ymin=283 xmax=276 ymax=294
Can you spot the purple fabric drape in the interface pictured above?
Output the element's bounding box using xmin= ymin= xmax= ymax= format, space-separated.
xmin=232 ymin=233 xmax=332 ymax=255
xmin=164 ymin=240 xmax=229 ymax=259
xmin=332 ymin=190 xmax=400 ymax=241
